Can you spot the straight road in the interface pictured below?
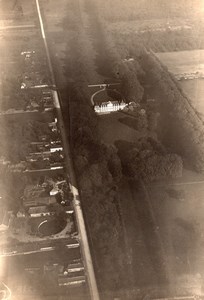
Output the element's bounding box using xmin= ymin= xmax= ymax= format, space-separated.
xmin=0 ymin=24 xmax=35 ymax=30
xmin=35 ymin=1 xmax=100 ymax=299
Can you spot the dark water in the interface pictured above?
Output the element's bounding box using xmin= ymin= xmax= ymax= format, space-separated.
xmin=38 ymin=219 xmax=67 ymax=236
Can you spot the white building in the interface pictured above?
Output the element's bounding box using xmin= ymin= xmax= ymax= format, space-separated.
xmin=94 ymin=100 xmax=126 ymax=114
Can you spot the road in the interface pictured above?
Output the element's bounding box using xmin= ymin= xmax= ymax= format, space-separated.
xmin=0 ymin=24 xmax=35 ymax=30
xmin=1 ymin=282 xmax=12 ymax=300
xmin=35 ymin=1 xmax=100 ymax=299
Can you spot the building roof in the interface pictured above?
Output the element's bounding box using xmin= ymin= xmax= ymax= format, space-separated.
xmin=0 ymin=224 xmax=8 ymax=232
xmin=0 ymin=208 xmax=10 ymax=232
xmin=23 ymin=196 xmax=56 ymax=207
xmin=95 ymin=100 xmax=125 ymax=107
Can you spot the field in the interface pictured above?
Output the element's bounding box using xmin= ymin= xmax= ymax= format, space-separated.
xmin=146 ymin=171 xmax=204 ymax=294
xmin=118 ymin=179 xmax=158 ymax=294
xmin=95 ymin=0 xmax=204 ymax=22
xmin=156 ymin=50 xmax=204 ymax=118
xmin=107 ymin=19 xmax=192 ymax=36
xmin=145 ymin=49 xmax=204 ymax=292
xmin=156 ymin=50 xmax=204 ymax=75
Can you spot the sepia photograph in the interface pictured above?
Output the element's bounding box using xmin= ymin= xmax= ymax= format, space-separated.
xmin=1 ymin=0 xmax=204 ymax=299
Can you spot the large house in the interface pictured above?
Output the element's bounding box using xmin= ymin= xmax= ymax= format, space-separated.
xmin=92 ymin=88 xmax=126 ymax=114
xmin=94 ymin=100 xmax=126 ymax=114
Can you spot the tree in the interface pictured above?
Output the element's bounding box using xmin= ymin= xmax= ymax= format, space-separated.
xmin=147 ymin=111 xmax=160 ymax=132
xmin=121 ymin=72 xmax=144 ymax=102
xmin=105 ymin=145 xmax=122 ymax=182
xmin=126 ymin=148 xmax=183 ymax=181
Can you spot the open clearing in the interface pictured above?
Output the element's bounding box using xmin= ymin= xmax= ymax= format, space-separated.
xmin=98 ymin=112 xmax=151 ymax=144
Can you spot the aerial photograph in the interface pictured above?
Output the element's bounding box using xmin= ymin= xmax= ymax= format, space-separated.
xmin=1 ymin=0 xmax=204 ymax=299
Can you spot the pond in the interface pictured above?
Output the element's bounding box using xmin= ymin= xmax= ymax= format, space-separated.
xmin=38 ymin=218 xmax=67 ymax=236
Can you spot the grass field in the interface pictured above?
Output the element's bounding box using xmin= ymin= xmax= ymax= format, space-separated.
xmin=156 ymin=50 xmax=204 ymax=118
